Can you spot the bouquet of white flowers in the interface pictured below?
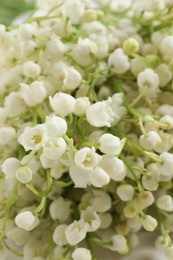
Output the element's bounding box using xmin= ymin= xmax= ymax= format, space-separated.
xmin=0 ymin=0 xmax=173 ymax=259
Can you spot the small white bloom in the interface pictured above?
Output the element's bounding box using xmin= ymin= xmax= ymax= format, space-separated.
xmin=23 ymin=61 xmax=41 ymax=78
xmin=139 ymin=131 xmax=162 ymax=150
xmin=0 ymin=126 xmax=16 ymax=145
xmin=142 ymin=163 xmax=159 ymax=191
xmin=16 ymin=166 xmax=33 ymax=184
xmin=65 ymin=219 xmax=89 ymax=245
xmin=164 ymin=245 xmax=173 ymax=259
xmin=157 ymin=195 xmax=173 ymax=212
xmin=46 ymin=39 xmax=65 ymax=60
xmin=100 ymin=155 xmax=126 ymax=181
xmin=91 ymin=190 xmax=111 ymax=212
xmin=50 ymin=92 xmax=76 ymax=117
xmin=44 ymin=115 xmax=67 ymax=138
xmin=15 ymin=211 xmax=39 ymax=231
xmin=1 ymin=157 xmax=20 ymax=179
xmin=108 ymin=48 xmax=130 ymax=74
xmin=74 ymin=97 xmax=91 ymax=116
xmin=4 ymin=91 xmax=27 ymax=117
xmin=155 ymin=64 xmax=172 ymax=87
xmin=117 ymin=184 xmax=134 ymax=201
xmin=17 ymin=23 xmax=35 ymax=41
xmin=74 ymin=147 xmax=101 ymax=170
xmin=99 ymin=213 xmax=112 ymax=229
xmin=137 ymin=68 xmax=159 ymax=97
xmin=99 ymin=133 xmax=122 ymax=155
xmin=157 ymin=152 xmax=173 ymax=180
xmin=20 ymin=81 xmax=47 ymax=107
xmin=63 ymin=66 xmax=81 ymax=90
xmin=53 ymin=224 xmax=68 ymax=246
xmin=81 ymin=207 xmax=101 ymax=232
xmin=61 ymin=0 xmax=85 ymax=21
xmin=72 ymin=248 xmax=92 ymax=260
xmin=40 ymin=154 xmax=58 ymax=169
xmin=42 ymin=137 xmax=66 ymax=160
xmin=86 ymin=98 xmax=115 ymax=127
xmin=142 ymin=215 xmax=158 ymax=232
xmin=89 ymin=167 xmax=110 ymax=187
xmin=18 ymin=125 xmax=47 ymax=151
xmin=160 ymin=35 xmax=173 ymax=61
xmin=69 ymin=165 xmax=90 ymax=188
xmin=49 ymin=197 xmax=71 ymax=221
xmin=138 ymin=191 xmax=154 ymax=210
xmin=109 ymin=234 xmax=128 ymax=253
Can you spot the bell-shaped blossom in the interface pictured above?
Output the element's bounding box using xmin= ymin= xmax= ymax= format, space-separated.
xmin=23 ymin=61 xmax=41 ymax=78
xmin=72 ymin=248 xmax=92 ymax=260
xmin=74 ymin=147 xmax=101 ymax=170
xmin=18 ymin=124 xmax=47 ymax=151
xmin=63 ymin=66 xmax=81 ymax=90
xmin=15 ymin=211 xmax=39 ymax=231
xmin=86 ymin=98 xmax=115 ymax=127
xmin=0 ymin=126 xmax=16 ymax=145
xmin=69 ymin=165 xmax=91 ymax=188
xmin=156 ymin=195 xmax=173 ymax=212
xmin=99 ymin=213 xmax=112 ymax=229
xmin=81 ymin=207 xmax=101 ymax=232
xmin=65 ymin=219 xmax=89 ymax=245
xmin=20 ymin=81 xmax=47 ymax=107
xmin=1 ymin=157 xmax=20 ymax=179
xmin=157 ymin=152 xmax=173 ymax=180
xmin=100 ymin=155 xmax=126 ymax=181
xmin=44 ymin=115 xmax=67 ymax=138
xmin=42 ymin=137 xmax=66 ymax=160
xmin=139 ymin=131 xmax=162 ymax=150
xmin=90 ymin=190 xmax=111 ymax=212
xmin=49 ymin=196 xmax=71 ymax=221
xmin=108 ymin=234 xmax=128 ymax=253
xmin=50 ymin=92 xmax=76 ymax=117
xmin=117 ymin=184 xmax=134 ymax=201
xmin=108 ymin=48 xmax=130 ymax=74
xmin=74 ymin=97 xmax=91 ymax=116
xmin=99 ymin=133 xmax=122 ymax=155
xmin=53 ymin=224 xmax=68 ymax=246
xmin=89 ymin=167 xmax=110 ymax=187
xmin=16 ymin=166 xmax=33 ymax=184
xmin=142 ymin=215 xmax=158 ymax=232
xmin=61 ymin=0 xmax=85 ymax=21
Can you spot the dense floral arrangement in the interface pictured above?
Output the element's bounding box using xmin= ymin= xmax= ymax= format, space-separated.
xmin=1 ymin=0 xmax=173 ymax=259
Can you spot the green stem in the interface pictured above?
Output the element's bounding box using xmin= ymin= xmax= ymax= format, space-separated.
xmin=130 ymin=85 xmax=148 ymax=107
xmin=85 ymin=234 xmax=97 ymax=260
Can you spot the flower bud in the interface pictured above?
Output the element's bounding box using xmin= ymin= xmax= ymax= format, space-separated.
xmin=123 ymin=38 xmax=139 ymax=55
xmin=15 ymin=211 xmax=39 ymax=231
xmin=72 ymin=248 xmax=92 ymax=260
xmin=16 ymin=166 xmax=33 ymax=184
xmin=142 ymin=215 xmax=158 ymax=232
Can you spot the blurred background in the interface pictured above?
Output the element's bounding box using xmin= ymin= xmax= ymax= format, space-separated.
xmin=0 ymin=0 xmax=35 ymax=25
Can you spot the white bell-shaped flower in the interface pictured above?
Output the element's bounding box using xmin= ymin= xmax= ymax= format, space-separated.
xmin=61 ymin=0 xmax=85 ymax=21
xmin=142 ymin=215 xmax=158 ymax=232
xmin=139 ymin=131 xmax=162 ymax=150
xmin=42 ymin=137 xmax=66 ymax=160
xmin=20 ymin=81 xmax=47 ymax=107
xmin=15 ymin=211 xmax=39 ymax=231
xmin=18 ymin=124 xmax=47 ymax=151
xmin=89 ymin=167 xmax=110 ymax=187
xmin=74 ymin=147 xmax=101 ymax=170
xmin=0 ymin=126 xmax=16 ymax=145
xmin=109 ymin=234 xmax=128 ymax=253
xmin=74 ymin=97 xmax=91 ymax=116
xmin=90 ymin=190 xmax=111 ymax=212
xmin=100 ymin=155 xmax=126 ymax=181
xmin=16 ymin=166 xmax=33 ymax=184
xmin=53 ymin=224 xmax=68 ymax=246
xmin=50 ymin=92 xmax=76 ymax=117
xmin=63 ymin=66 xmax=81 ymax=90
xmin=1 ymin=157 xmax=20 ymax=179
xmin=108 ymin=48 xmax=130 ymax=74
xmin=157 ymin=152 xmax=173 ymax=180
xmin=99 ymin=213 xmax=112 ymax=229
xmin=81 ymin=207 xmax=101 ymax=232
xmin=65 ymin=219 xmax=89 ymax=245
xmin=49 ymin=196 xmax=71 ymax=221
xmin=69 ymin=165 xmax=91 ymax=188
xmin=86 ymin=98 xmax=115 ymax=127
xmin=72 ymin=248 xmax=92 ymax=260
xmin=99 ymin=133 xmax=122 ymax=155
xmin=117 ymin=184 xmax=134 ymax=201
xmin=137 ymin=191 xmax=154 ymax=210
xmin=157 ymin=195 xmax=173 ymax=212
xmin=44 ymin=115 xmax=67 ymax=138
xmin=23 ymin=61 xmax=41 ymax=78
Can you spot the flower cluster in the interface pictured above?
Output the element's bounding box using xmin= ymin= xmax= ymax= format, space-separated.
xmin=0 ymin=0 xmax=173 ymax=259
